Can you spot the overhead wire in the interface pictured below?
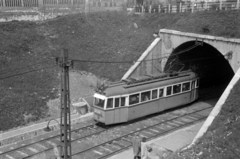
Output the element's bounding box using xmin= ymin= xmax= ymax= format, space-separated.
xmin=0 ymin=59 xmax=55 ymax=75
xmin=0 ymin=42 xmax=224 ymax=81
xmin=0 ymin=64 xmax=58 ymax=81
xmin=0 ymin=42 xmax=199 ymax=77
xmin=69 ymin=43 xmax=200 ymax=64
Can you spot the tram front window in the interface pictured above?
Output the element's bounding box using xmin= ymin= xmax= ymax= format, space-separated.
xmin=94 ymin=98 xmax=105 ymax=108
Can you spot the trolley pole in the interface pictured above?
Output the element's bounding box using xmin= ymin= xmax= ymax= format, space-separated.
xmin=58 ymin=49 xmax=72 ymax=159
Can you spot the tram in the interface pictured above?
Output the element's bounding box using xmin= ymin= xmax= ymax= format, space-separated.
xmin=93 ymin=70 xmax=199 ymax=125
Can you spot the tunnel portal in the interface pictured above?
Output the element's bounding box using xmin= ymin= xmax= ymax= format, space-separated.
xmin=164 ymin=41 xmax=234 ymax=88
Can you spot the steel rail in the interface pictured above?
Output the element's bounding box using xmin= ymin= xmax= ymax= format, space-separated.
xmin=0 ymin=123 xmax=98 ymax=156
xmin=1 ymin=105 xmax=212 ymax=159
xmin=99 ymin=115 xmax=207 ymax=159
xmin=71 ymin=106 xmax=211 ymax=158
xmin=21 ymin=125 xmax=107 ymax=159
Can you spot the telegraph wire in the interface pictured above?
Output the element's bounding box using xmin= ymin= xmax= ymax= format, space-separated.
xmin=0 ymin=43 xmax=199 ymax=76
xmin=0 ymin=59 xmax=55 ymax=75
xmin=0 ymin=54 xmax=222 ymax=81
xmin=0 ymin=43 xmax=226 ymax=81
xmin=0 ymin=64 xmax=57 ymax=81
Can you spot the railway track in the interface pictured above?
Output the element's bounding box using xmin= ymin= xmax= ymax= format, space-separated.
xmin=0 ymin=102 xmax=213 ymax=159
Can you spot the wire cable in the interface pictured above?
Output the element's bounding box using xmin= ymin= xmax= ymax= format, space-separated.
xmin=0 ymin=42 xmax=224 ymax=82
xmin=70 ymin=43 xmax=200 ymax=64
xmin=0 ymin=64 xmax=57 ymax=81
xmin=0 ymin=43 xmax=198 ymax=77
xmin=0 ymin=59 xmax=55 ymax=75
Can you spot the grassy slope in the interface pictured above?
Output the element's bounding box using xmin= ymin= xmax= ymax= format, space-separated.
xmin=167 ymin=80 xmax=240 ymax=159
xmin=0 ymin=10 xmax=239 ymax=143
xmin=0 ymin=21 xmax=59 ymax=131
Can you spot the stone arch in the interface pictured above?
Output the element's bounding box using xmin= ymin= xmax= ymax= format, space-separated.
xmin=164 ymin=41 xmax=234 ymax=87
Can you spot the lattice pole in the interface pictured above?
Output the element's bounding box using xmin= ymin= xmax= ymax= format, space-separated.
xmin=59 ymin=49 xmax=72 ymax=159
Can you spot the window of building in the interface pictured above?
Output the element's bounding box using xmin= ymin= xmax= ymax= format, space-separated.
xmin=166 ymin=86 xmax=172 ymax=96
xmin=173 ymin=84 xmax=181 ymax=94
xmin=141 ymin=91 xmax=151 ymax=102
xmin=106 ymin=98 xmax=113 ymax=109
xmin=115 ymin=98 xmax=119 ymax=108
xmin=121 ymin=97 xmax=126 ymax=106
xmin=129 ymin=94 xmax=139 ymax=105
xmin=152 ymin=89 xmax=158 ymax=99
xmin=159 ymin=88 xmax=164 ymax=97
xmin=182 ymin=82 xmax=190 ymax=92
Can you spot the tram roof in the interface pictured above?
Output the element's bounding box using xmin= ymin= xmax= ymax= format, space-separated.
xmin=96 ymin=71 xmax=198 ymax=97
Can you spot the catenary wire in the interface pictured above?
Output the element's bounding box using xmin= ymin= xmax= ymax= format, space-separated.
xmin=0 ymin=64 xmax=58 ymax=81
xmin=0 ymin=59 xmax=55 ymax=75
xmin=0 ymin=42 xmax=226 ymax=81
xmin=0 ymin=43 xmax=198 ymax=76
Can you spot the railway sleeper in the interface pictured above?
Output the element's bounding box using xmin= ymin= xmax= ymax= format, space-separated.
xmin=149 ymin=128 xmax=160 ymax=133
xmin=141 ymin=130 xmax=156 ymax=136
xmin=112 ymin=140 xmax=126 ymax=148
xmin=99 ymin=146 xmax=113 ymax=153
xmin=116 ymin=139 xmax=131 ymax=147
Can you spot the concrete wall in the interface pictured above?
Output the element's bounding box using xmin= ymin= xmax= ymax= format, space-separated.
xmin=122 ymin=29 xmax=240 ymax=79
xmin=159 ymin=29 xmax=240 ymax=73
xmin=122 ymin=38 xmax=163 ymax=79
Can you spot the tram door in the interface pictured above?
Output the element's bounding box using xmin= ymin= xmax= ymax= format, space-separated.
xmin=114 ymin=97 xmax=128 ymax=123
xmin=190 ymin=80 xmax=196 ymax=102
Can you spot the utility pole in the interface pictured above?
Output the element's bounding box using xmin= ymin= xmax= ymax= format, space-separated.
xmin=58 ymin=49 xmax=72 ymax=159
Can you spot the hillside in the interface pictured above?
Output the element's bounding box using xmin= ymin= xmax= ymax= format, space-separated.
xmin=0 ymin=9 xmax=240 ymax=142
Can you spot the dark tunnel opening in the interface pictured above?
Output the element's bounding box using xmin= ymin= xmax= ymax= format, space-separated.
xmin=164 ymin=41 xmax=234 ymax=88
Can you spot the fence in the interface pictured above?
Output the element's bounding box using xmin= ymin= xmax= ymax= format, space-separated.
xmin=0 ymin=0 xmax=120 ymax=8
xmin=134 ymin=0 xmax=240 ymax=14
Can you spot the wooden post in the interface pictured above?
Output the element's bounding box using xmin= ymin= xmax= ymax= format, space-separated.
xmin=2 ymin=0 xmax=6 ymax=7
xmin=237 ymin=0 xmax=239 ymax=9
xmin=21 ymin=0 xmax=24 ymax=7
xmin=205 ymin=1 xmax=208 ymax=10
xmin=219 ymin=0 xmax=222 ymax=10
xmin=180 ymin=2 xmax=182 ymax=12
xmin=168 ymin=4 xmax=170 ymax=13
xmin=191 ymin=2 xmax=194 ymax=12
xmin=149 ymin=5 xmax=151 ymax=13
xmin=38 ymin=0 xmax=43 ymax=7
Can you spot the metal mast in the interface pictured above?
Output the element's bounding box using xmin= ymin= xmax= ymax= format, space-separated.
xmin=59 ymin=49 xmax=72 ymax=159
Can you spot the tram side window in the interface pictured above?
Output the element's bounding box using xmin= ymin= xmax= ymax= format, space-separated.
xmin=115 ymin=98 xmax=120 ymax=108
xmin=196 ymin=79 xmax=199 ymax=88
xmin=94 ymin=98 xmax=105 ymax=108
xmin=159 ymin=88 xmax=164 ymax=97
xmin=141 ymin=91 xmax=151 ymax=102
xmin=166 ymin=86 xmax=172 ymax=96
xmin=182 ymin=82 xmax=190 ymax=92
xmin=173 ymin=84 xmax=181 ymax=94
xmin=120 ymin=97 xmax=126 ymax=107
xmin=129 ymin=94 xmax=139 ymax=105
xmin=152 ymin=89 xmax=158 ymax=99
xmin=106 ymin=98 xmax=113 ymax=109
xmin=192 ymin=81 xmax=195 ymax=89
